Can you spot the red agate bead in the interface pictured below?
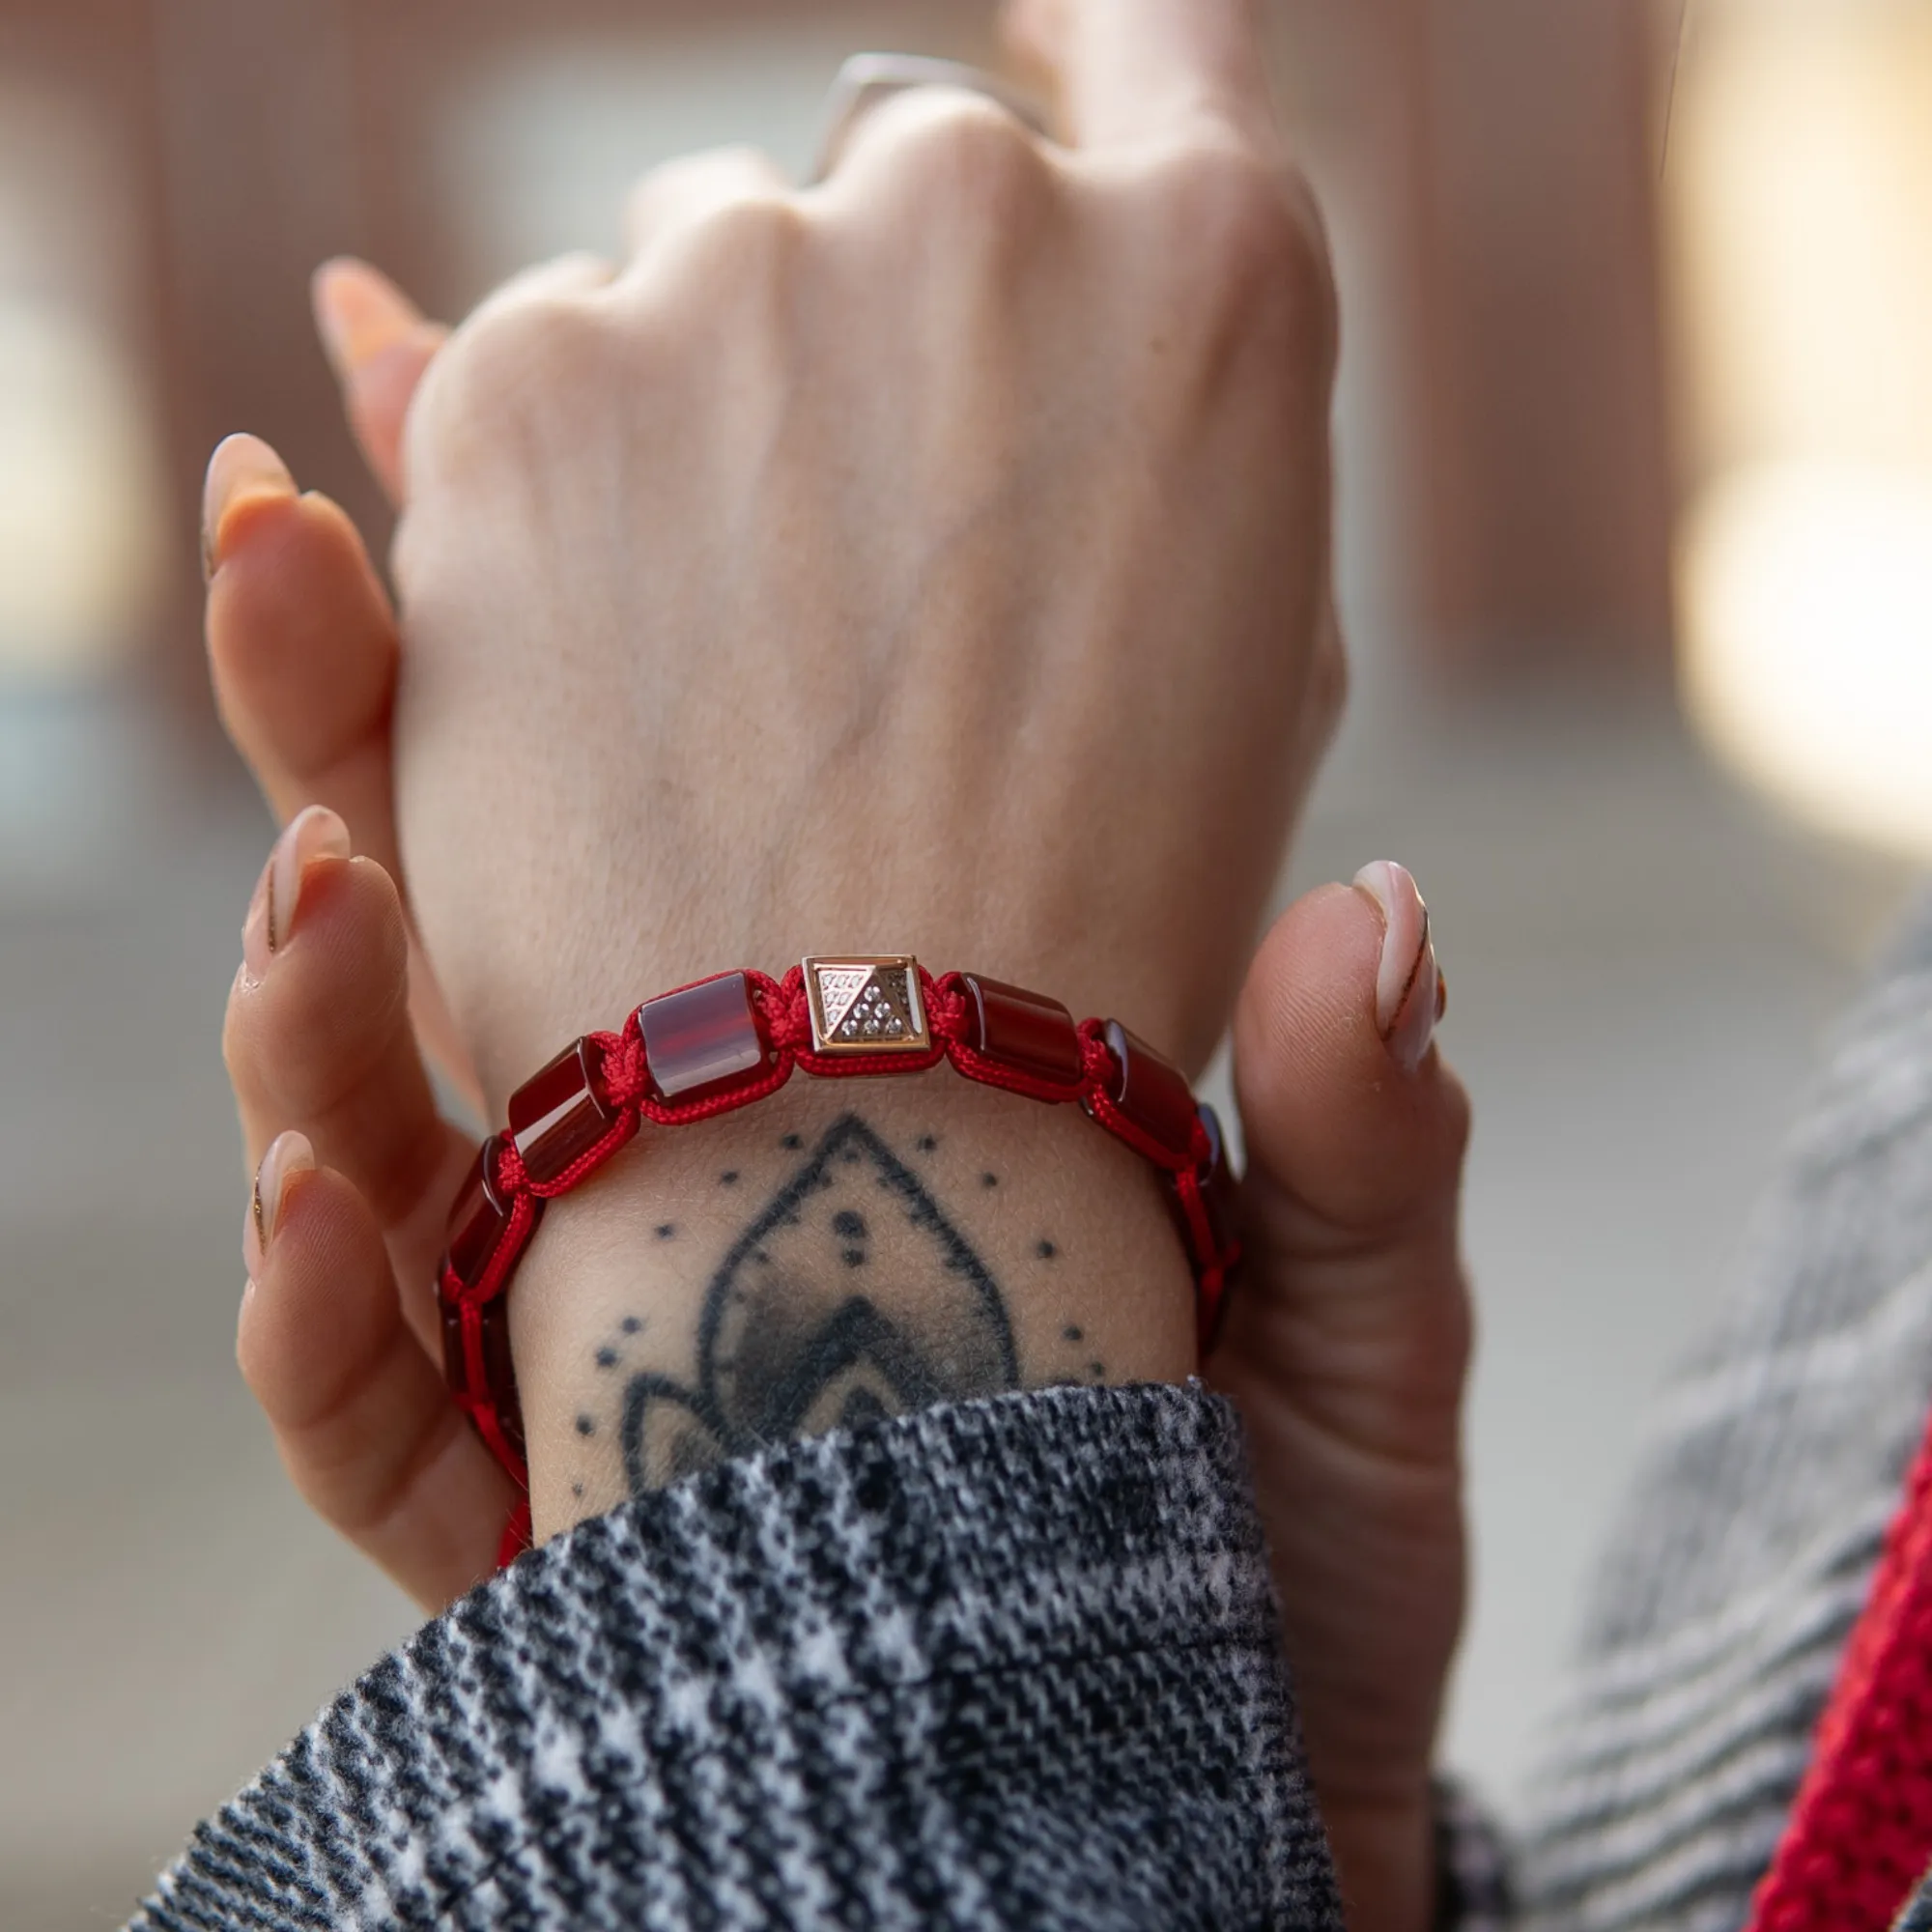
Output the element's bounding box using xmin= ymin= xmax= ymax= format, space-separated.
xmin=1097 ymin=1020 xmax=1198 ymax=1161
xmin=440 ymin=1296 xmax=524 ymax=1451
xmin=1192 ymin=1102 xmax=1238 ymax=1259
xmin=507 ymin=1037 xmax=615 ymax=1186
xmin=446 ymin=1138 xmax=515 ymax=1288
xmin=639 ymin=971 xmax=769 ymax=1099
xmin=958 ymin=974 xmax=1083 ymax=1087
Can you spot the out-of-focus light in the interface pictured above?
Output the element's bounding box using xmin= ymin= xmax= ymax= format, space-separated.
xmin=1667 ymin=0 xmax=1932 ymax=859
xmin=1681 ymin=463 xmax=1932 ymax=858
xmin=0 ymin=300 xmax=165 ymax=683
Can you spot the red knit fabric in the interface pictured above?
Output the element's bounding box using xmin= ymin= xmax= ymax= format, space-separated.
xmin=1747 ymin=1401 xmax=1932 ymax=1929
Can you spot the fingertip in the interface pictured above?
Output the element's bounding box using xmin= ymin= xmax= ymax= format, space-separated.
xmin=1234 ymin=876 xmax=1465 ymax=1224
xmin=1351 ymin=860 xmax=1441 ymax=1071
xmin=312 ymin=257 xmax=429 ymax=378
xmin=203 ymin=433 xmax=296 ymax=581
xmin=237 ymin=1161 xmax=391 ymax=1426
xmin=1235 ymin=880 xmax=1381 ymax=1093
xmin=205 ymin=484 xmax=397 ymax=780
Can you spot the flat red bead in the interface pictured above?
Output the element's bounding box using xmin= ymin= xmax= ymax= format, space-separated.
xmin=1101 ymin=1020 xmax=1198 ymax=1160
xmin=508 ymin=1037 xmax=616 ymax=1186
xmin=1193 ymin=1102 xmax=1238 ymax=1258
xmin=639 ymin=971 xmax=768 ymax=1099
xmin=440 ymin=1297 xmax=524 ymax=1453
xmin=959 ymin=974 xmax=1083 ymax=1086
xmin=445 ymin=1138 xmax=513 ymax=1288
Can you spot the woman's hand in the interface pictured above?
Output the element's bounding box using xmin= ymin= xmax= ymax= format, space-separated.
xmin=215 ymin=0 xmax=1340 ymax=1110
xmin=205 ymin=6 xmax=1470 ymax=1924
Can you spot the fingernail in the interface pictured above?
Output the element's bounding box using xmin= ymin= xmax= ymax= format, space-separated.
xmin=244 ymin=1130 xmax=315 ymax=1280
xmin=202 ymin=433 xmax=295 ymax=581
xmin=312 ymin=258 xmax=426 ymax=380
xmin=1352 ymin=860 xmax=1442 ymax=1073
xmin=242 ymin=806 xmax=352 ymax=980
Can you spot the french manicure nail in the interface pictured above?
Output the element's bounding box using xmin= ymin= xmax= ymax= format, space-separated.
xmin=312 ymin=258 xmax=426 ymax=380
xmin=242 ymin=806 xmax=352 ymax=980
xmin=202 ymin=433 xmax=295 ymax=581
xmin=1352 ymin=860 xmax=1442 ymax=1073
xmin=244 ymin=1130 xmax=315 ymax=1280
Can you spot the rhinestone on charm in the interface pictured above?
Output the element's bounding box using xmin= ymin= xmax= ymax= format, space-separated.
xmin=803 ymin=954 xmax=930 ymax=1056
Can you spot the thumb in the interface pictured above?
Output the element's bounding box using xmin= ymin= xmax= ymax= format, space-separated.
xmin=1216 ymin=863 xmax=1471 ymax=1471
xmin=311 ymin=258 xmax=446 ymax=506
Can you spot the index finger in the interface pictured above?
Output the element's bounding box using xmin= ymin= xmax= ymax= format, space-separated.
xmin=1005 ymin=0 xmax=1281 ymax=153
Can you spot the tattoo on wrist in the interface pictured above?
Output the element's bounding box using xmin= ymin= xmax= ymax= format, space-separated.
xmin=565 ymin=1112 xmax=1104 ymax=1495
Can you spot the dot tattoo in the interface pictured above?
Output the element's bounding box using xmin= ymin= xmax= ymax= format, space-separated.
xmin=618 ymin=1113 xmax=1019 ymax=1494
xmin=1037 ymin=1239 xmax=1057 ymax=1260
xmin=576 ymin=1413 xmax=597 ymax=1437
xmin=596 ymin=1347 xmax=619 ymax=1370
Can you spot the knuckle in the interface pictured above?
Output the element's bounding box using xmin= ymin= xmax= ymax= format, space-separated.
xmin=1160 ymin=146 xmax=1336 ymax=356
xmin=420 ymin=291 xmax=613 ymax=442
xmin=874 ymin=94 xmax=1052 ymax=224
xmin=682 ymin=190 xmax=808 ymax=279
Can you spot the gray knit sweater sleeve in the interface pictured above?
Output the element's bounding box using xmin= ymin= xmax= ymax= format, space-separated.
xmin=130 ymin=1382 xmax=1344 ymax=1931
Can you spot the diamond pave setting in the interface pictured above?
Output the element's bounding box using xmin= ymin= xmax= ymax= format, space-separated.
xmin=803 ymin=955 xmax=929 ymax=1057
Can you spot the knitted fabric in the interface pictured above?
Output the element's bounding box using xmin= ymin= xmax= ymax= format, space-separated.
xmin=1517 ymin=893 xmax=1932 ymax=1932
xmin=128 ymin=1383 xmax=1343 ymax=1932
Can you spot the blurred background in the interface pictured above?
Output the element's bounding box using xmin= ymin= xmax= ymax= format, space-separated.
xmin=2 ymin=0 xmax=1930 ymax=1921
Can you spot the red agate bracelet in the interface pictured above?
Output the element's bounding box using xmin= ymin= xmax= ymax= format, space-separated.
xmin=438 ymin=954 xmax=1240 ymax=1557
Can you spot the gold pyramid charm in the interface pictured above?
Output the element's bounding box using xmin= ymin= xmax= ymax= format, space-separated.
xmin=803 ymin=954 xmax=929 ymax=1056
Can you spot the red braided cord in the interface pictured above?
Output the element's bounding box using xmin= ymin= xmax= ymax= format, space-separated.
xmin=1747 ymin=1402 xmax=1932 ymax=1931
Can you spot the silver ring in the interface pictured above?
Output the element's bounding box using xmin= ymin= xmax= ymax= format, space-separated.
xmin=810 ymin=53 xmax=1049 ymax=185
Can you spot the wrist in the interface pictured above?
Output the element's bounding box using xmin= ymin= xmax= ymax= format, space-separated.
xmin=508 ymin=1066 xmax=1196 ymax=1538
xmin=1320 ymin=1788 xmax=1438 ymax=1932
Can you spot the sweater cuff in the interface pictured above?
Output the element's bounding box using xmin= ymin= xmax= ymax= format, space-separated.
xmin=135 ymin=1382 xmax=1342 ymax=1931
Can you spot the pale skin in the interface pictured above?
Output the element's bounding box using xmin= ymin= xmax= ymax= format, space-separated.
xmin=205 ymin=5 xmax=1473 ymax=1927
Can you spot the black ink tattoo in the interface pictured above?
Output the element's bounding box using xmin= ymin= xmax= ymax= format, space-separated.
xmin=596 ymin=1347 xmax=619 ymax=1369
xmin=620 ymin=1114 xmax=1019 ymax=1493
xmin=980 ymin=1172 xmax=999 ymax=1188
xmin=1037 ymin=1240 xmax=1057 ymax=1260
xmin=655 ymin=1224 xmax=676 ymax=1241
xmin=721 ymin=1171 xmax=739 ymax=1186
xmin=1064 ymin=1324 xmax=1083 ymax=1343
xmin=916 ymin=1135 xmax=937 ymax=1152
xmin=621 ymin=1316 xmax=642 ymax=1335
xmin=781 ymin=1134 xmax=803 ymax=1150
xmin=576 ymin=1414 xmax=597 ymax=1437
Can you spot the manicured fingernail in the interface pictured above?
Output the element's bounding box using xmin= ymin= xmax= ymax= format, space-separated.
xmin=202 ymin=433 xmax=295 ymax=581
xmin=312 ymin=258 xmax=427 ymax=380
xmin=244 ymin=1130 xmax=315 ymax=1280
xmin=242 ymin=806 xmax=352 ymax=980
xmin=1352 ymin=860 xmax=1442 ymax=1073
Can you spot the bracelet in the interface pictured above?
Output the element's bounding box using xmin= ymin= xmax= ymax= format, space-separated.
xmin=438 ymin=954 xmax=1241 ymax=1556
